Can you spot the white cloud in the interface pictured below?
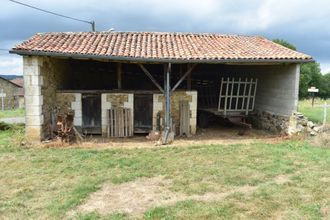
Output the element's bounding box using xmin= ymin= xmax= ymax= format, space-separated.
xmin=0 ymin=55 xmax=22 ymax=75
xmin=1 ymin=0 xmax=330 ymax=75
xmin=320 ymin=62 xmax=330 ymax=74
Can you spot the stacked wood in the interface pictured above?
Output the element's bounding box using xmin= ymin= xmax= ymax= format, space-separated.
xmin=56 ymin=113 xmax=75 ymax=143
xmin=108 ymin=108 xmax=133 ymax=137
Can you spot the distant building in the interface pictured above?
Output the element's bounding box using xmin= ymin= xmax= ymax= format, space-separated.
xmin=0 ymin=76 xmax=23 ymax=109
xmin=10 ymin=78 xmax=25 ymax=108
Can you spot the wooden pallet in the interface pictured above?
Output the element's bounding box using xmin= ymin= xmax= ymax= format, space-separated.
xmin=108 ymin=108 xmax=133 ymax=137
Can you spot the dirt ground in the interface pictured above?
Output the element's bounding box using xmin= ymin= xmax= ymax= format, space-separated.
xmin=56 ymin=126 xmax=286 ymax=149
xmin=70 ymin=173 xmax=293 ymax=218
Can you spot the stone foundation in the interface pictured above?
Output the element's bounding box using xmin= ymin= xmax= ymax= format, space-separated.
xmin=250 ymin=111 xmax=290 ymax=134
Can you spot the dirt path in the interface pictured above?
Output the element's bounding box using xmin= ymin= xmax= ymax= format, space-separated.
xmin=55 ymin=127 xmax=286 ymax=149
xmin=0 ymin=117 xmax=25 ymax=124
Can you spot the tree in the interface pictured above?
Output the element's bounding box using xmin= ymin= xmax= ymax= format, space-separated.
xmin=319 ymin=73 xmax=330 ymax=99
xmin=272 ymin=39 xmax=297 ymax=50
xmin=272 ymin=39 xmax=326 ymax=99
xmin=300 ymin=62 xmax=322 ymax=98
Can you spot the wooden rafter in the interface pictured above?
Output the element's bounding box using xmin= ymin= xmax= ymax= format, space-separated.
xmin=171 ymin=63 xmax=197 ymax=92
xmin=138 ymin=64 xmax=164 ymax=93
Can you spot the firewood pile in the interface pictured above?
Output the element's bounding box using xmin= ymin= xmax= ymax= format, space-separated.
xmin=55 ymin=113 xmax=75 ymax=143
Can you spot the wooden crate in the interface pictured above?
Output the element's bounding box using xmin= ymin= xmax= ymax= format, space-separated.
xmin=108 ymin=108 xmax=133 ymax=137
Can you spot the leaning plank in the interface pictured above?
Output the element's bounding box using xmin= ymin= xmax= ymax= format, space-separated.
xmin=73 ymin=126 xmax=84 ymax=143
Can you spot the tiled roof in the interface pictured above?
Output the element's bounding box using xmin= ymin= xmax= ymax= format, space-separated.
xmin=10 ymin=78 xmax=24 ymax=96
xmin=10 ymin=78 xmax=24 ymax=87
xmin=11 ymin=32 xmax=312 ymax=62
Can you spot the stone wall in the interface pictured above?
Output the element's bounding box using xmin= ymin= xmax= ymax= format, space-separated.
xmin=55 ymin=92 xmax=82 ymax=127
xmin=23 ymin=56 xmax=70 ymax=141
xmin=152 ymin=91 xmax=197 ymax=135
xmin=250 ymin=111 xmax=290 ymax=134
xmin=101 ymin=93 xmax=134 ymax=136
xmin=0 ymin=77 xmax=20 ymax=110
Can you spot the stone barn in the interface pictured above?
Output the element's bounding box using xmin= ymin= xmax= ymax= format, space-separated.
xmin=0 ymin=76 xmax=23 ymax=110
xmin=10 ymin=32 xmax=312 ymax=142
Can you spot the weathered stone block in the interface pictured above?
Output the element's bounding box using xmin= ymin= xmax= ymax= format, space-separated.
xmin=25 ymin=95 xmax=43 ymax=106
xmin=25 ymin=106 xmax=42 ymax=116
xmin=26 ymin=115 xmax=44 ymax=126
xmin=25 ymin=125 xmax=42 ymax=142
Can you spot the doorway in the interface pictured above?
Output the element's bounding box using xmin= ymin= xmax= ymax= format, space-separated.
xmin=82 ymin=93 xmax=101 ymax=134
xmin=134 ymin=94 xmax=153 ymax=133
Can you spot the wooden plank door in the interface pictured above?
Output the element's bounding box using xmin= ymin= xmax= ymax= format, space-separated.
xmin=134 ymin=94 xmax=153 ymax=133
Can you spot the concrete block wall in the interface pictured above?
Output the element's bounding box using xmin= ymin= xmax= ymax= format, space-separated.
xmin=253 ymin=64 xmax=300 ymax=116
xmin=152 ymin=91 xmax=197 ymax=135
xmin=220 ymin=64 xmax=300 ymax=133
xmin=101 ymin=93 xmax=134 ymax=136
xmin=216 ymin=63 xmax=300 ymax=116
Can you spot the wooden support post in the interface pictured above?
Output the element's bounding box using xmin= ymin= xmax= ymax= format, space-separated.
xmin=117 ymin=63 xmax=122 ymax=90
xmin=163 ymin=63 xmax=172 ymax=144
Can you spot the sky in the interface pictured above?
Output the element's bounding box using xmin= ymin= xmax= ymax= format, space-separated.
xmin=1 ymin=0 xmax=330 ymax=75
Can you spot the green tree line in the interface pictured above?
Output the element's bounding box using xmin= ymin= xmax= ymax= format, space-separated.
xmin=273 ymin=39 xmax=330 ymax=99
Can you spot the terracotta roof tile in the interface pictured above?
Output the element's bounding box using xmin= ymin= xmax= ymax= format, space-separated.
xmin=11 ymin=32 xmax=312 ymax=62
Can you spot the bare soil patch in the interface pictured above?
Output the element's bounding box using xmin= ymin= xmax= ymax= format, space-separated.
xmin=72 ymin=173 xmax=293 ymax=218
xmin=57 ymin=127 xmax=284 ymax=149
xmin=71 ymin=176 xmax=185 ymax=217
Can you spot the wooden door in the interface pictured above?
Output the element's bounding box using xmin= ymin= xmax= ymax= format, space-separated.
xmin=82 ymin=93 xmax=101 ymax=134
xmin=134 ymin=94 xmax=153 ymax=133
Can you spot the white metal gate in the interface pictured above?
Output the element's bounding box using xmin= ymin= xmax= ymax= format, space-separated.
xmin=218 ymin=77 xmax=258 ymax=116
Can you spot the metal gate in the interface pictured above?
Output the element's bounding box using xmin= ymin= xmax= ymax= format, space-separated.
xmin=218 ymin=77 xmax=258 ymax=116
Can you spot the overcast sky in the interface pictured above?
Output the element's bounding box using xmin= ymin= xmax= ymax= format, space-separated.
xmin=1 ymin=0 xmax=330 ymax=75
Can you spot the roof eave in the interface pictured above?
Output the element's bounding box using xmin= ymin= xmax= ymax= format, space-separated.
xmin=0 ymin=75 xmax=23 ymax=88
xmin=10 ymin=49 xmax=314 ymax=64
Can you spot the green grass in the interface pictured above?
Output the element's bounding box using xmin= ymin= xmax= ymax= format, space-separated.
xmin=299 ymin=99 xmax=330 ymax=124
xmin=0 ymin=126 xmax=329 ymax=219
xmin=0 ymin=108 xmax=25 ymax=118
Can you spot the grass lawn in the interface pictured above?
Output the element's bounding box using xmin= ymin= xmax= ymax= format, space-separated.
xmin=0 ymin=126 xmax=329 ymax=219
xmin=0 ymin=108 xmax=25 ymax=118
xmin=299 ymin=99 xmax=330 ymax=124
